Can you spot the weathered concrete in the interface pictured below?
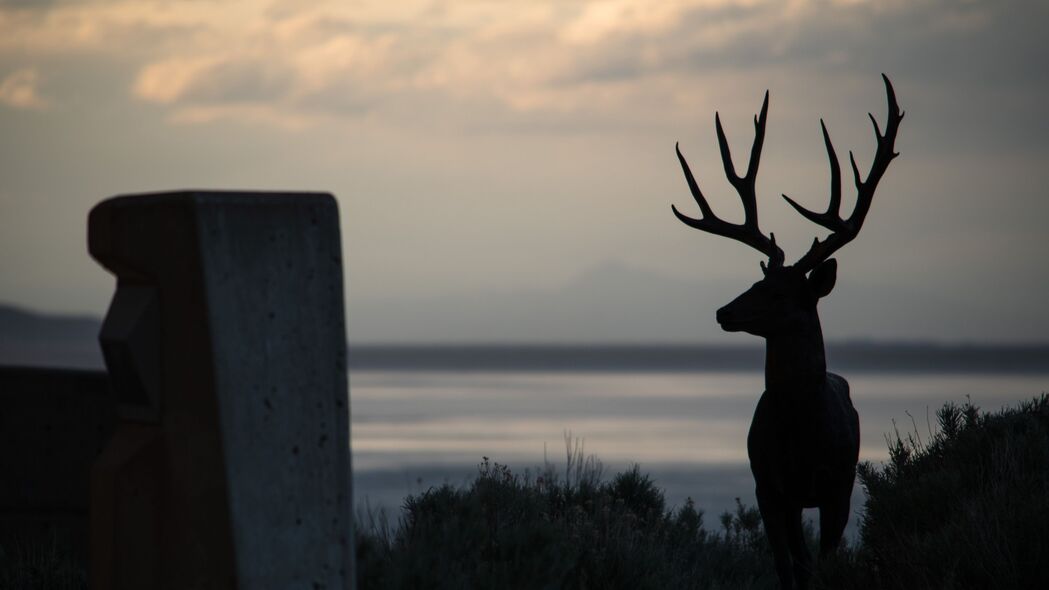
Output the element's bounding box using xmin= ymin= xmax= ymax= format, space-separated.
xmin=88 ymin=191 xmax=352 ymax=589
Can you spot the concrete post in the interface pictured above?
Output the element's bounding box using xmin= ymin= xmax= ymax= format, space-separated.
xmin=88 ymin=191 xmax=352 ymax=589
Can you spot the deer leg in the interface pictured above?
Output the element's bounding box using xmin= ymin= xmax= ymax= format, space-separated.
xmin=787 ymin=506 xmax=812 ymax=589
xmin=756 ymin=488 xmax=793 ymax=589
xmin=818 ymin=478 xmax=854 ymax=557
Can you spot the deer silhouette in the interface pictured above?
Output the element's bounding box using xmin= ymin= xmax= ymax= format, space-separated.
xmin=671 ymin=75 xmax=903 ymax=589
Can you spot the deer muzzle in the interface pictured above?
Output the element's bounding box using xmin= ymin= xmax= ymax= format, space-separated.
xmin=716 ymin=305 xmax=744 ymax=332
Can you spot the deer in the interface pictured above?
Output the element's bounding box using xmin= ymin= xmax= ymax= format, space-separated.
xmin=670 ymin=75 xmax=903 ymax=589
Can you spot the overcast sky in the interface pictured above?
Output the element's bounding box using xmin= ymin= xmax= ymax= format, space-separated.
xmin=1 ymin=0 xmax=1047 ymax=343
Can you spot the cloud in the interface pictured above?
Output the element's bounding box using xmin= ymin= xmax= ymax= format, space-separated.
xmin=131 ymin=30 xmax=405 ymax=124
xmin=2 ymin=1 xmax=1048 ymax=342
xmin=0 ymin=68 xmax=49 ymax=110
xmin=134 ymin=55 xmax=295 ymax=105
xmin=0 ymin=1 xmax=1035 ymax=128
xmin=2 ymin=0 xmax=1048 ymax=139
xmin=0 ymin=1 xmax=215 ymax=56
xmin=559 ymin=0 xmax=697 ymax=45
xmin=0 ymin=0 xmax=58 ymax=10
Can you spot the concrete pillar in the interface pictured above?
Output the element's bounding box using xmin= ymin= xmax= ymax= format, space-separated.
xmin=88 ymin=191 xmax=352 ymax=589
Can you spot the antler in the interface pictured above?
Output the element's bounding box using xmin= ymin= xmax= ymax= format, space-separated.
xmin=672 ymin=91 xmax=785 ymax=268
xmin=784 ymin=74 xmax=904 ymax=273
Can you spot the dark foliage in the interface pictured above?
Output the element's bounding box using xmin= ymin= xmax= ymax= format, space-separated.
xmin=0 ymin=533 xmax=87 ymax=590
xmin=356 ymin=458 xmax=782 ymax=590
xmin=854 ymin=394 xmax=1049 ymax=589
xmin=8 ymin=395 xmax=1049 ymax=589
xmin=359 ymin=396 xmax=1049 ymax=589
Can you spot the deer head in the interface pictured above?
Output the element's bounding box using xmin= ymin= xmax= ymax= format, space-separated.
xmin=673 ymin=75 xmax=903 ymax=339
xmin=716 ymin=258 xmax=838 ymax=337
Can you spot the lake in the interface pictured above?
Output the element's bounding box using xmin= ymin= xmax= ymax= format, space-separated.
xmin=350 ymin=369 xmax=1049 ymax=538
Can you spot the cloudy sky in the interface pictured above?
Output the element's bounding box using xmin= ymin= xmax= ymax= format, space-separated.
xmin=1 ymin=0 xmax=1047 ymax=343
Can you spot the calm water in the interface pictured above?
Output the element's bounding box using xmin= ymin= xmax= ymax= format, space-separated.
xmin=350 ymin=370 xmax=1049 ymax=536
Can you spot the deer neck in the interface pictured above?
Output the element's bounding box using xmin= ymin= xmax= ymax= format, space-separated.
xmin=763 ymin=312 xmax=827 ymax=392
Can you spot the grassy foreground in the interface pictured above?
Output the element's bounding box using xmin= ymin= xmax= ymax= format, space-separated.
xmin=357 ymin=395 xmax=1049 ymax=590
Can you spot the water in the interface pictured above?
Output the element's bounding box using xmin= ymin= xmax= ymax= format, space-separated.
xmin=350 ymin=370 xmax=1049 ymax=537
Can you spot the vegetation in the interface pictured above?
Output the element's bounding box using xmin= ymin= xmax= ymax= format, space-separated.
xmin=359 ymin=396 xmax=1049 ymax=589
xmin=0 ymin=533 xmax=87 ymax=590
xmin=356 ymin=443 xmax=784 ymax=590
xmin=5 ymin=396 xmax=1047 ymax=588
xmin=854 ymin=394 xmax=1049 ymax=589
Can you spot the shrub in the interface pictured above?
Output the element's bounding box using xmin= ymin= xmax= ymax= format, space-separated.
xmin=356 ymin=452 xmax=784 ymax=589
xmin=358 ymin=397 xmax=1049 ymax=589
xmin=856 ymin=395 xmax=1049 ymax=589
xmin=0 ymin=533 xmax=87 ymax=590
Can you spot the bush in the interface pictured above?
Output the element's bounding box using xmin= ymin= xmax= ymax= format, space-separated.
xmin=855 ymin=395 xmax=1049 ymax=589
xmin=0 ymin=533 xmax=87 ymax=590
xmin=356 ymin=447 xmax=785 ymax=589
xmin=359 ymin=397 xmax=1049 ymax=589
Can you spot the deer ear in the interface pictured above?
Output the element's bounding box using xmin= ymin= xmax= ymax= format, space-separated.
xmin=808 ymin=258 xmax=837 ymax=299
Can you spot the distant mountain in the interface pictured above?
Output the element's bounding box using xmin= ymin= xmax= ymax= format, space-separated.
xmin=346 ymin=261 xmax=739 ymax=343
xmin=0 ymin=304 xmax=103 ymax=369
xmin=2 ymin=303 xmax=1047 ymax=373
xmin=344 ymin=343 xmax=1049 ymax=373
xmin=344 ymin=260 xmax=1049 ymax=344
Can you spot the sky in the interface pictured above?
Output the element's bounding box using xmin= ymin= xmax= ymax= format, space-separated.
xmin=1 ymin=0 xmax=1047 ymax=343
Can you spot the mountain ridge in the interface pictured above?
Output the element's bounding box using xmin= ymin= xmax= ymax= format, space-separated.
xmin=3 ymin=304 xmax=1047 ymax=373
